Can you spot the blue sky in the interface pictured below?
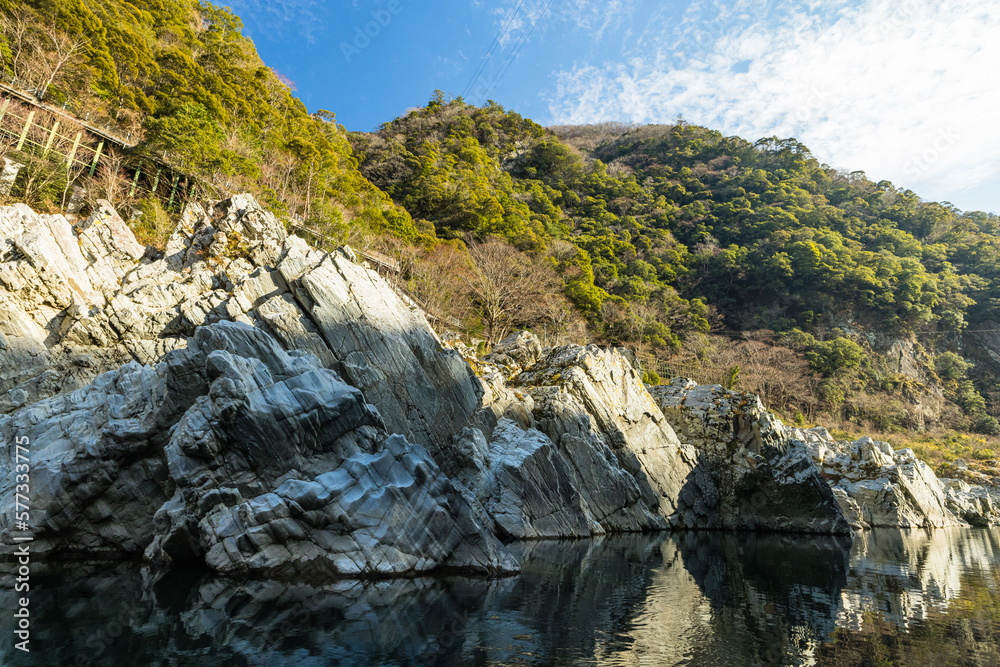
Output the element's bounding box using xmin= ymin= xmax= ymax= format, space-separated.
xmin=225 ymin=0 xmax=1000 ymax=214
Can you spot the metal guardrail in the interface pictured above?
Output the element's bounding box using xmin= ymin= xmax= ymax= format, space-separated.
xmin=0 ymin=80 xmax=137 ymax=149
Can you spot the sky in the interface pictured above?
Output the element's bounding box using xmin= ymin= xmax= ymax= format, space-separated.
xmin=224 ymin=0 xmax=1000 ymax=214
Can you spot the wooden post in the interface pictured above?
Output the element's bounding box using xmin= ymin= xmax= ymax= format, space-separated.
xmin=167 ymin=173 xmax=180 ymax=209
xmin=0 ymin=98 xmax=9 ymax=126
xmin=128 ymin=164 xmax=142 ymax=198
xmin=150 ymin=167 xmax=161 ymax=195
xmin=16 ymin=109 xmax=34 ymax=151
xmin=66 ymin=132 xmax=82 ymax=168
xmin=89 ymin=140 xmax=104 ymax=176
xmin=42 ymin=120 xmax=59 ymax=156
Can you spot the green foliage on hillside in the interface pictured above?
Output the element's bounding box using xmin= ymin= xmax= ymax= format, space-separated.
xmin=0 ymin=0 xmax=419 ymax=242
xmin=352 ymin=97 xmax=1000 ymax=433
xmin=6 ymin=0 xmax=1000 ymax=439
xmin=352 ymin=97 xmax=712 ymax=356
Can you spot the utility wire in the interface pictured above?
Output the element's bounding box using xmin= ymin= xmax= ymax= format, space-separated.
xmin=705 ymin=327 xmax=1000 ymax=339
xmin=460 ymin=0 xmax=527 ymax=101
xmin=479 ymin=0 xmax=552 ymax=106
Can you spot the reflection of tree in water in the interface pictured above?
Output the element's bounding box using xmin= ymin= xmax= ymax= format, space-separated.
xmin=818 ymin=529 xmax=1000 ymax=667
xmin=818 ymin=570 xmax=1000 ymax=666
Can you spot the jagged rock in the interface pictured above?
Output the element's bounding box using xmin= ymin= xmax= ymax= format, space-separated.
xmin=1 ymin=321 xmax=516 ymax=577
xmin=941 ymin=478 xmax=1000 ymax=526
xmin=516 ymin=345 xmax=696 ymax=530
xmin=462 ymin=418 xmax=593 ymax=540
xmin=810 ymin=436 xmax=963 ymax=528
xmin=275 ymin=236 xmax=485 ymax=457
xmin=198 ymin=435 xmax=516 ymax=578
xmin=787 ymin=425 xmax=834 ymax=445
xmin=485 ymin=330 xmax=543 ymax=374
xmin=1 ymin=195 xmax=490 ymax=464
xmin=650 ymin=379 xmax=851 ymax=534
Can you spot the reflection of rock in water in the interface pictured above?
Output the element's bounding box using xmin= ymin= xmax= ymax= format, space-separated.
xmin=0 ymin=537 xmax=667 ymax=666
xmin=3 ymin=530 xmax=1000 ymax=666
xmin=660 ymin=532 xmax=852 ymax=666
xmin=838 ymin=527 xmax=1000 ymax=630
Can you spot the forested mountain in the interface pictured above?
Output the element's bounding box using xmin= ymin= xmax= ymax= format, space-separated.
xmin=0 ymin=0 xmax=418 ymax=241
xmin=351 ymin=96 xmax=1000 ymax=442
xmin=3 ymin=2 xmax=1000 ymax=455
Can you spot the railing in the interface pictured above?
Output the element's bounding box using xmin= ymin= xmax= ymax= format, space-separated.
xmin=0 ymin=86 xmax=196 ymax=209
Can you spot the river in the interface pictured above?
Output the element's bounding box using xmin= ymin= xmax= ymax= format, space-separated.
xmin=2 ymin=528 xmax=999 ymax=665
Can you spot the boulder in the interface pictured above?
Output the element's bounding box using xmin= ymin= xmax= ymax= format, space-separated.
xmin=484 ymin=330 xmax=543 ymax=374
xmin=650 ymin=379 xmax=851 ymax=534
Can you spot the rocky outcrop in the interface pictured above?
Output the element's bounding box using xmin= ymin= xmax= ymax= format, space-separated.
xmin=0 ymin=320 xmax=514 ymax=577
xmin=941 ymin=478 xmax=1000 ymax=527
xmin=516 ymin=345 xmax=697 ymax=530
xmin=0 ymin=195 xmax=485 ymax=459
xmin=650 ymin=379 xmax=851 ymax=534
xmin=7 ymin=191 xmax=999 ymax=587
xmin=797 ymin=429 xmax=965 ymax=528
xmin=1 ymin=196 xmax=706 ymax=579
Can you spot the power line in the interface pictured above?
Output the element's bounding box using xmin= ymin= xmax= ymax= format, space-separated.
xmin=479 ymin=0 xmax=549 ymax=105
xmin=704 ymin=327 xmax=1000 ymax=340
xmin=478 ymin=0 xmax=552 ymax=106
xmin=460 ymin=0 xmax=526 ymax=101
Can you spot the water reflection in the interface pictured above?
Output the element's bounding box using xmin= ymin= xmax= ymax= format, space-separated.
xmin=2 ymin=528 xmax=999 ymax=666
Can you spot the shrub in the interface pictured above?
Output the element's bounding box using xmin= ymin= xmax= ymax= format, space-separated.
xmin=970 ymin=414 xmax=1000 ymax=436
xmin=935 ymin=351 xmax=970 ymax=381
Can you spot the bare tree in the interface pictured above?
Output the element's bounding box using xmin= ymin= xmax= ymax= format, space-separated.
xmin=466 ymin=237 xmax=564 ymax=344
xmin=408 ymin=243 xmax=473 ymax=327
xmin=0 ymin=10 xmax=32 ymax=83
xmin=35 ymin=27 xmax=88 ymax=101
xmin=85 ymin=148 xmax=135 ymax=210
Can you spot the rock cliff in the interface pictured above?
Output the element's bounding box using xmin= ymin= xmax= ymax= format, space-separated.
xmin=3 ymin=194 xmax=998 ymax=581
xmin=650 ymin=379 xmax=850 ymax=533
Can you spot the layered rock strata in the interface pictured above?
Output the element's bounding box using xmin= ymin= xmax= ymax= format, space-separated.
xmin=0 ymin=320 xmax=514 ymax=577
xmin=650 ymin=379 xmax=851 ymax=533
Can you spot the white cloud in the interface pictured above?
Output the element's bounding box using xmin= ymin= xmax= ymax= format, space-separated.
xmin=546 ymin=0 xmax=1000 ymax=209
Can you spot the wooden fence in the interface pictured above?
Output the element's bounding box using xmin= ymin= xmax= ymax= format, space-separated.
xmin=0 ymin=87 xmax=195 ymax=209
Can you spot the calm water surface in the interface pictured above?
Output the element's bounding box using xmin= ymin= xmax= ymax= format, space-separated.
xmin=2 ymin=529 xmax=999 ymax=666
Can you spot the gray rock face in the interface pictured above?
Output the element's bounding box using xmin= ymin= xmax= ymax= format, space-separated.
xmin=799 ymin=430 xmax=964 ymax=528
xmin=0 ymin=195 xmax=485 ymax=463
xmin=1 ymin=321 xmax=515 ymax=577
xmin=0 ymin=200 xmax=146 ymax=414
xmin=463 ymin=419 xmax=593 ymax=540
xmin=650 ymin=379 xmax=851 ymax=534
xmin=516 ymin=345 xmax=697 ymax=531
xmin=941 ymin=478 xmax=1000 ymax=526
